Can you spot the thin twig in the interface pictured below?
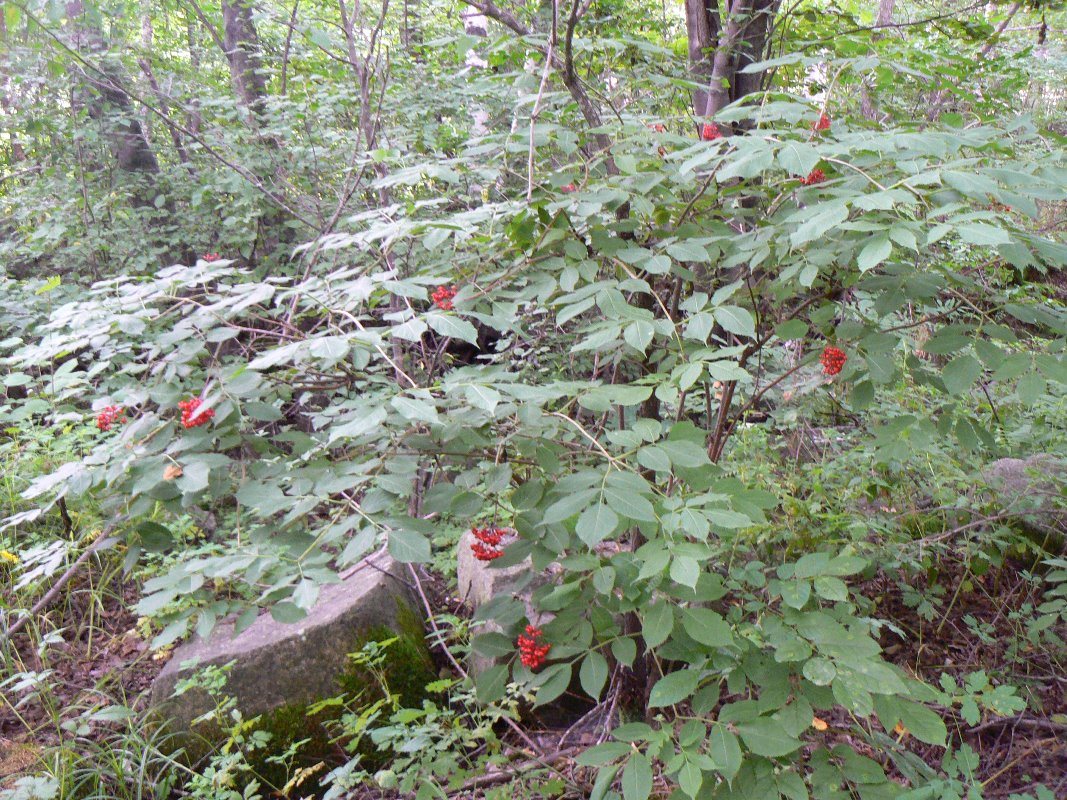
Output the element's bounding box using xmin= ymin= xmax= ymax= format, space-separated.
xmin=404 ymin=565 xmax=581 ymax=790
xmin=1 ymin=522 xmax=126 ymax=645
xmin=527 ymin=0 xmax=558 ymax=202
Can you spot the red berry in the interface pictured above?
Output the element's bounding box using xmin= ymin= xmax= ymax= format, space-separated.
xmin=178 ymin=397 xmax=215 ymax=429
xmin=517 ymin=624 xmax=551 ymax=670
xmin=202 ymin=252 xmax=221 ymax=262
xmin=800 ymin=168 xmax=826 ymax=186
xmin=470 ymin=526 xmax=507 ymax=561
xmin=95 ymin=405 xmax=126 ymax=432
xmin=649 ymin=123 xmax=666 ymax=133
xmin=561 ymin=183 xmax=577 ymax=194
xmin=812 ymin=113 xmax=831 ymax=132
xmin=431 ymin=285 xmax=457 ymax=311
xmin=701 ymin=122 xmax=722 ymax=141
xmin=820 ymin=346 xmax=847 ymax=376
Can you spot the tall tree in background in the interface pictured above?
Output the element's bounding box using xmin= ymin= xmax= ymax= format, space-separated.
xmin=685 ymin=0 xmax=780 ymax=118
xmin=221 ymin=0 xmax=269 ymax=117
xmin=65 ymin=0 xmax=161 ymax=175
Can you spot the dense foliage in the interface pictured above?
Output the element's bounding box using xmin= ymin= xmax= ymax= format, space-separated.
xmin=1 ymin=0 xmax=1065 ymax=797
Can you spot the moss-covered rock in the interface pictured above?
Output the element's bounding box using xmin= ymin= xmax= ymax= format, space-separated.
xmin=983 ymin=455 xmax=1066 ymax=553
xmin=149 ymin=551 xmax=433 ymax=773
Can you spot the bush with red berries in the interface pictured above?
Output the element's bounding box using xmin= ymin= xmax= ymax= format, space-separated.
xmin=820 ymin=345 xmax=847 ymax=376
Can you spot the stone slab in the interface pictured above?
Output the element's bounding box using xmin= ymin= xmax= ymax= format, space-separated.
xmin=150 ymin=549 xmax=422 ymax=753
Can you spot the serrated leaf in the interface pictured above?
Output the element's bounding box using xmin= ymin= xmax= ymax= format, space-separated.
xmin=576 ymin=503 xmax=620 ymax=547
xmin=714 ymin=305 xmax=755 ymax=339
xmin=602 ymin=484 xmax=657 ymax=523
xmin=670 ymin=555 xmax=700 ymax=589
xmin=857 ymin=235 xmax=892 ymax=271
xmin=942 ymin=354 xmax=982 ymax=396
xmin=391 ymin=395 xmax=439 ymax=423
xmin=736 ymin=717 xmax=802 ymax=757
xmin=777 ymin=142 xmax=820 ymax=176
xmin=475 ymin=664 xmax=509 ymax=703
xmin=388 ymin=528 xmax=431 ymax=563
xmin=580 ymin=651 xmax=609 ymax=699
xmin=624 ymin=320 xmax=655 ymax=353
xmin=667 ymin=241 xmax=709 ymax=262
xmin=803 ymin=657 xmax=836 ymax=685
xmin=465 ymin=384 xmax=502 ymax=413
xmin=390 ymin=317 xmax=428 ymax=342
xmin=897 ymin=700 xmax=947 ymax=746
xmin=575 ymin=743 xmax=631 ymax=766
xmin=708 ymin=723 xmax=742 ymax=779
xmin=270 ymin=601 xmax=306 ymax=624
xmin=814 ymin=576 xmax=849 ymax=601
xmin=642 ymin=601 xmax=674 ymax=648
xmin=958 ymin=223 xmax=1010 ymax=246
xmin=649 ymin=669 xmax=701 ymax=707
xmin=622 ymin=753 xmax=653 ymax=800
xmin=681 ymin=608 xmax=734 ymax=647
xmin=535 ymin=663 xmax=572 ymax=706
xmin=425 ymin=312 xmax=479 ymax=344
xmin=678 ymin=759 xmax=703 ymax=799
xmin=791 ymin=202 xmax=849 ymax=246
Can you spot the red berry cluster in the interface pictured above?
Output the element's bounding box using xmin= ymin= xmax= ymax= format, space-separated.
xmin=820 ymin=346 xmax=847 ymax=376
xmin=95 ymin=405 xmax=126 ymax=432
xmin=470 ymin=526 xmax=506 ymax=561
xmin=701 ymin=122 xmax=722 ymax=141
xmin=812 ymin=113 xmax=831 ymax=132
xmin=517 ymin=624 xmax=550 ymax=670
xmin=561 ymin=183 xmax=577 ymax=194
xmin=432 ymin=285 xmax=457 ymax=311
xmin=202 ymin=252 xmax=221 ymax=262
xmin=800 ymin=168 xmax=826 ymax=186
xmin=178 ymin=397 xmax=215 ymax=429
xmin=649 ymin=123 xmax=666 ymax=133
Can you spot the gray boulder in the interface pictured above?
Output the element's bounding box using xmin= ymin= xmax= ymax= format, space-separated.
xmin=150 ymin=549 xmax=433 ymax=761
xmin=457 ymin=528 xmax=542 ymax=610
xmin=983 ymin=455 xmax=1066 ymax=548
xmin=457 ymin=528 xmax=552 ymax=673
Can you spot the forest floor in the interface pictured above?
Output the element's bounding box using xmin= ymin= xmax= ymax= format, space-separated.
xmin=2 ymin=553 xmax=1065 ymax=797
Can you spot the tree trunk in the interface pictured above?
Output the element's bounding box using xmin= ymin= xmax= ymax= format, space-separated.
xmin=221 ymin=0 xmax=269 ymax=117
xmin=462 ymin=9 xmax=491 ymax=135
xmin=0 ymin=12 xmax=27 ymax=164
xmin=684 ymin=0 xmax=718 ymax=118
xmin=65 ymin=0 xmax=160 ymax=174
xmin=185 ymin=12 xmax=203 ymax=135
xmin=861 ymin=0 xmax=894 ymax=120
xmin=684 ymin=0 xmax=779 ymax=120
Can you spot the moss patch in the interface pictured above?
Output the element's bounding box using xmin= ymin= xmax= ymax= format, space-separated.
xmin=223 ymin=601 xmax=436 ymax=794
